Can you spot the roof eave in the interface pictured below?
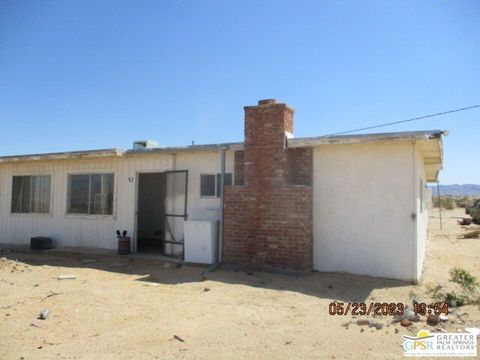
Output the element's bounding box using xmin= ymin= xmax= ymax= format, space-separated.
xmin=0 ymin=130 xmax=446 ymax=164
xmin=125 ymin=142 xmax=243 ymax=156
xmin=287 ymin=130 xmax=444 ymax=148
xmin=0 ymin=149 xmax=125 ymax=164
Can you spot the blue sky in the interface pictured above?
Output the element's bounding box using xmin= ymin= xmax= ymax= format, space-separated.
xmin=0 ymin=1 xmax=479 ymax=184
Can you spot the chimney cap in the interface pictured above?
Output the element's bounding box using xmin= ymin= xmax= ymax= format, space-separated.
xmin=258 ymin=99 xmax=277 ymax=105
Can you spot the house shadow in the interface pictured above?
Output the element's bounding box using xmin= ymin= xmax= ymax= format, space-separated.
xmin=1 ymin=247 xmax=410 ymax=303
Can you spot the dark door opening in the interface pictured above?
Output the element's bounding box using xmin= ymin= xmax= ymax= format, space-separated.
xmin=136 ymin=171 xmax=188 ymax=257
xmin=137 ymin=172 xmax=166 ymax=253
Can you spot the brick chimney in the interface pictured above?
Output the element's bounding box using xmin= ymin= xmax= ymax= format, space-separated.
xmin=223 ymin=99 xmax=313 ymax=271
xmin=243 ymin=99 xmax=294 ymax=188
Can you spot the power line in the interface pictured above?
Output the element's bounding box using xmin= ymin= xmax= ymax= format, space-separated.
xmin=323 ymin=104 xmax=480 ymax=136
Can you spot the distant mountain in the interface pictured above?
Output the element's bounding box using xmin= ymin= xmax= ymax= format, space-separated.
xmin=429 ymin=184 xmax=480 ymax=196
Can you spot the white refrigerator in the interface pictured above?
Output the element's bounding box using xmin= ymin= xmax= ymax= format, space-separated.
xmin=184 ymin=220 xmax=219 ymax=264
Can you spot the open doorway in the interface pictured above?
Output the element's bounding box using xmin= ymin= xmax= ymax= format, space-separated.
xmin=136 ymin=171 xmax=188 ymax=257
xmin=137 ymin=172 xmax=166 ymax=253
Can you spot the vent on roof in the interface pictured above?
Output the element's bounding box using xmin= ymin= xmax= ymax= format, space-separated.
xmin=133 ymin=140 xmax=160 ymax=151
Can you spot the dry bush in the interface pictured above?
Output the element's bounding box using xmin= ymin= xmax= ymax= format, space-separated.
xmin=428 ymin=268 xmax=480 ymax=307
xmin=433 ymin=196 xmax=456 ymax=210
xmin=455 ymin=196 xmax=474 ymax=209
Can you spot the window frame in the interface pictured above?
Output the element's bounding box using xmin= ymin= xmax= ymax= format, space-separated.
xmin=65 ymin=171 xmax=116 ymax=219
xmin=200 ymin=173 xmax=217 ymax=198
xmin=200 ymin=173 xmax=233 ymax=198
xmin=9 ymin=172 xmax=54 ymax=217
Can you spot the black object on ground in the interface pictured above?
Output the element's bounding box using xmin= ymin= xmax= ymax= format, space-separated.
xmin=30 ymin=237 xmax=52 ymax=250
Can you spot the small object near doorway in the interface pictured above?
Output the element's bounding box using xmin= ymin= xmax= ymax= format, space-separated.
xmin=136 ymin=171 xmax=188 ymax=257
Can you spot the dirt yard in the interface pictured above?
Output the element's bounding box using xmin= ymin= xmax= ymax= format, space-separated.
xmin=1 ymin=209 xmax=479 ymax=359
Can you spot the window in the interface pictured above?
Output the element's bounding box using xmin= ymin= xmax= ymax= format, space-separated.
xmin=200 ymin=173 xmax=232 ymax=197
xmin=11 ymin=175 xmax=51 ymax=214
xmin=67 ymin=173 xmax=114 ymax=215
xmin=200 ymin=174 xmax=216 ymax=197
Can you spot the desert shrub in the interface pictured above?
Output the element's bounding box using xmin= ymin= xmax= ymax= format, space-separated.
xmin=429 ymin=286 xmax=467 ymax=307
xmin=450 ymin=268 xmax=479 ymax=293
xmin=471 ymin=208 xmax=480 ymax=224
xmin=456 ymin=196 xmax=473 ymax=209
xmin=433 ymin=196 xmax=456 ymax=210
xmin=443 ymin=197 xmax=456 ymax=210
xmin=428 ymin=268 xmax=480 ymax=307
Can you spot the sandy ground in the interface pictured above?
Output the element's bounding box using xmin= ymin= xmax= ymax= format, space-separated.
xmin=1 ymin=209 xmax=479 ymax=359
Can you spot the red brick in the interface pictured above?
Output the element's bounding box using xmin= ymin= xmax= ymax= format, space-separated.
xmin=223 ymin=100 xmax=313 ymax=270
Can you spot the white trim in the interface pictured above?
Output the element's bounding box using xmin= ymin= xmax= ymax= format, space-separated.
xmin=133 ymin=172 xmax=139 ymax=253
xmin=411 ymin=142 xmax=418 ymax=283
xmin=9 ymin=212 xmax=53 ymax=219
xmin=64 ymin=214 xmax=117 ymax=221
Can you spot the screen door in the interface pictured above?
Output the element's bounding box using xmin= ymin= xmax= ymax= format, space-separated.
xmin=163 ymin=170 xmax=188 ymax=257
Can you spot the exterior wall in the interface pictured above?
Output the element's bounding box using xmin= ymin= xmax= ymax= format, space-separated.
xmin=233 ymin=151 xmax=244 ymax=185
xmin=233 ymin=148 xmax=313 ymax=186
xmin=313 ymin=142 xmax=416 ymax=281
xmin=0 ymin=150 xmax=234 ymax=250
xmin=414 ymin=143 xmax=428 ymax=280
xmin=287 ymin=148 xmax=313 ymax=186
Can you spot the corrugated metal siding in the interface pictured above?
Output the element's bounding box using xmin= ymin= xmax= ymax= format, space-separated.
xmin=0 ymin=151 xmax=234 ymax=250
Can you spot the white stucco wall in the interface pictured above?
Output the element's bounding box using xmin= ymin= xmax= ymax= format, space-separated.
xmin=312 ymin=141 xmax=418 ymax=281
xmin=414 ymin=143 xmax=428 ymax=280
xmin=0 ymin=150 xmax=234 ymax=250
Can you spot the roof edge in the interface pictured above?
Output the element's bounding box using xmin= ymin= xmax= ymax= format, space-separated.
xmin=0 ymin=130 xmax=446 ymax=164
xmin=288 ymin=130 xmax=444 ymax=148
xmin=0 ymin=149 xmax=124 ymax=164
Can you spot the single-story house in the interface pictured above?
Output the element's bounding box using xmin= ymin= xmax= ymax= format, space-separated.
xmin=0 ymin=99 xmax=444 ymax=281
